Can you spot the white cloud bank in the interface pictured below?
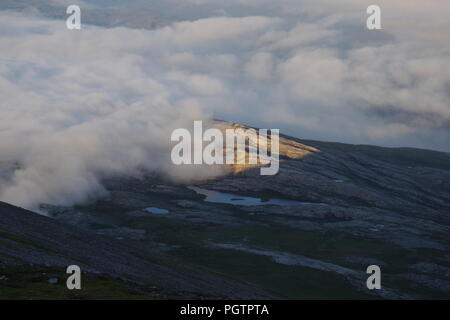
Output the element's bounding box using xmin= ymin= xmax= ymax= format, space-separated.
xmin=1 ymin=0 xmax=450 ymax=208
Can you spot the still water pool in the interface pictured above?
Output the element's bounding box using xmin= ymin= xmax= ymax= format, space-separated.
xmin=188 ymin=186 xmax=326 ymax=206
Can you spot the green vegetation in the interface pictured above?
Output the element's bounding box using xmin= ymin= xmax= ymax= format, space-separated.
xmin=120 ymin=214 xmax=435 ymax=299
xmin=0 ymin=266 xmax=159 ymax=300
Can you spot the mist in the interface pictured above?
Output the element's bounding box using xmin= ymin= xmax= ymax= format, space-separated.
xmin=1 ymin=0 xmax=450 ymax=209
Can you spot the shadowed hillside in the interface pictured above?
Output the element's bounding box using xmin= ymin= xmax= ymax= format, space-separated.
xmin=0 ymin=201 xmax=272 ymax=299
xmin=1 ymin=121 xmax=450 ymax=299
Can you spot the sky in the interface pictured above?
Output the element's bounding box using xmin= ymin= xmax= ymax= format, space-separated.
xmin=0 ymin=0 xmax=449 ymax=208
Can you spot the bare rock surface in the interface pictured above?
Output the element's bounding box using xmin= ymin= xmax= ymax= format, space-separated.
xmin=0 ymin=201 xmax=273 ymax=299
xmin=2 ymin=121 xmax=450 ymax=299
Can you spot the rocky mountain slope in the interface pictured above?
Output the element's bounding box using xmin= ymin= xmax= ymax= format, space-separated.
xmin=1 ymin=120 xmax=450 ymax=299
xmin=0 ymin=201 xmax=272 ymax=299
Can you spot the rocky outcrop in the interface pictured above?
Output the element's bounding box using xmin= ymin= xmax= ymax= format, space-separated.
xmin=3 ymin=121 xmax=450 ymax=299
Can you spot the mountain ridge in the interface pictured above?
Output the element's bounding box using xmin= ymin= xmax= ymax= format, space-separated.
xmin=1 ymin=121 xmax=449 ymax=299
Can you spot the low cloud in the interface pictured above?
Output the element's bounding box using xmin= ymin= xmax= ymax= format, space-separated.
xmin=0 ymin=0 xmax=450 ymax=208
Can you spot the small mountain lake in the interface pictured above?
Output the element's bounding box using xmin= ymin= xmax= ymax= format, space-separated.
xmin=188 ymin=186 xmax=326 ymax=207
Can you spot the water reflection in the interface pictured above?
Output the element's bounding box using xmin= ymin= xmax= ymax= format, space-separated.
xmin=188 ymin=186 xmax=326 ymax=207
